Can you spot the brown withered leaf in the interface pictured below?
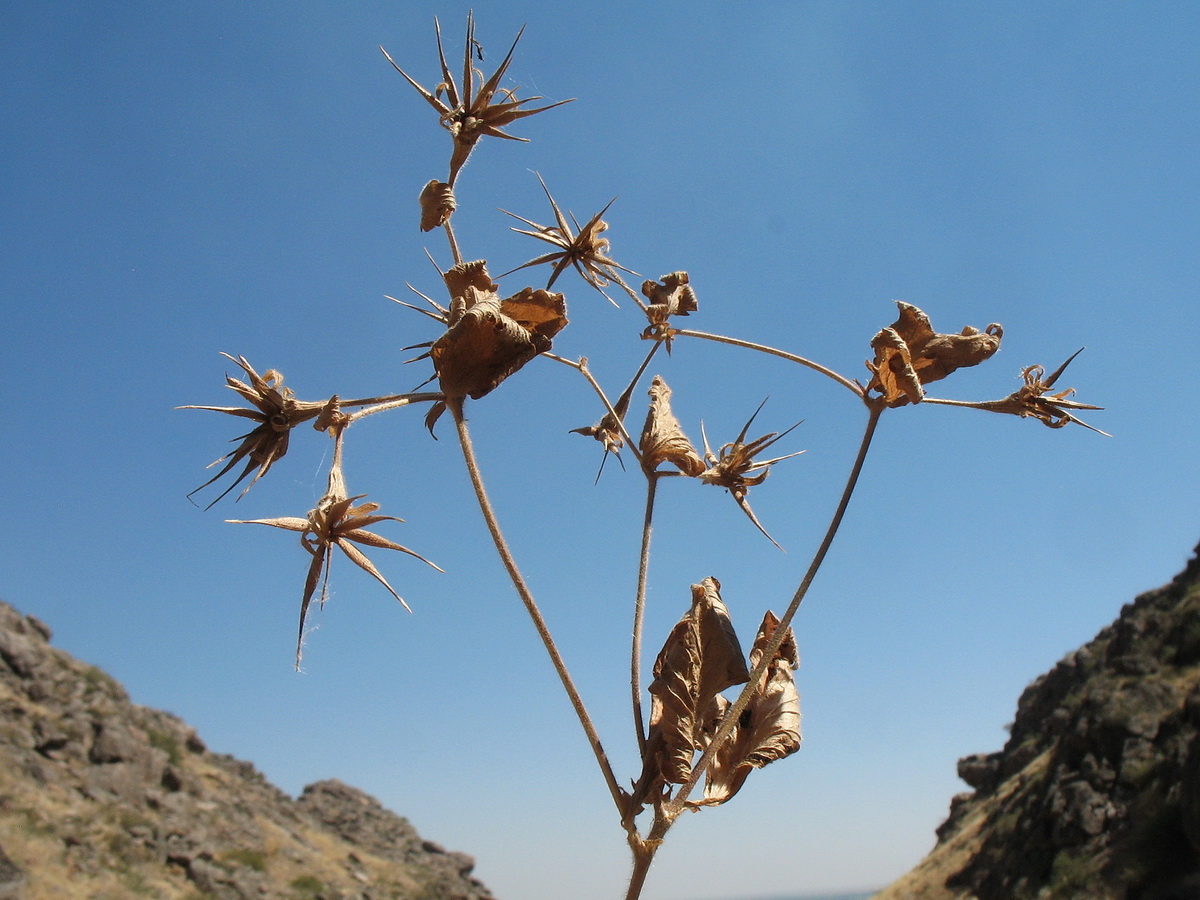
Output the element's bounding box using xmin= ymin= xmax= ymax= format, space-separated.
xmin=423 ymin=284 xmax=567 ymax=432
xmin=639 ymin=375 xmax=705 ymax=476
xmin=641 ymin=272 xmax=698 ymax=349
xmin=632 ymin=578 xmax=750 ymax=805
xmin=419 ymin=179 xmax=456 ymax=232
xmin=867 ymin=302 xmax=1002 ymax=406
xmin=693 ymin=610 xmax=801 ymax=807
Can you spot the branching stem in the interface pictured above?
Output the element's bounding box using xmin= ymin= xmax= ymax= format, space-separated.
xmin=672 ymin=329 xmax=864 ymax=397
xmin=448 ymin=396 xmax=628 ymax=818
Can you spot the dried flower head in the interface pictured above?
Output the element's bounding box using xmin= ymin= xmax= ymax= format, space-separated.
xmin=228 ymin=439 xmax=442 ymax=667
xmin=501 ymin=173 xmax=637 ymax=305
xmin=700 ymin=400 xmax=804 ymax=550
xmin=980 ymin=349 xmax=1108 ymax=435
xmin=639 ymin=375 xmax=705 ymax=477
xmin=381 ymin=14 xmax=573 ymax=186
xmin=867 ymin=302 xmax=1002 ymax=406
xmin=180 ymin=354 xmax=330 ymax=508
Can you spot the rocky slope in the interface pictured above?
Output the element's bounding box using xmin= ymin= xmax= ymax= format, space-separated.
xmin=0 ymin=600 xmax=494 ymax=900
xmin=876 ymin=541 xmax=1200 ymax=900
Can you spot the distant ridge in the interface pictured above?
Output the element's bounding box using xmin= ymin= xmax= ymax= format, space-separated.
xmin=0 ymin=598 xmax=493 ymax=899
xmin=876 ymin=540 xmax=1200 ymax=900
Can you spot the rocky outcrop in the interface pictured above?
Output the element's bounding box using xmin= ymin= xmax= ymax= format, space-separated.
xmin=0 ymin=599 xmax=494 ymax=900
xmin=877 ymin=541 xmax=1200 ymax=900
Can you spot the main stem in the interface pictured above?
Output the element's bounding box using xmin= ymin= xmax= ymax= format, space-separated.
xmin=448 ymin=396 xmax=627 ymax=817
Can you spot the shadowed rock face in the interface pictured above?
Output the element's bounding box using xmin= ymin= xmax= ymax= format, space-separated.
xmin=877 ymin=541 xmax=1200 ymax=900
xmin=0 ymin=599 xmax=495 ymax=900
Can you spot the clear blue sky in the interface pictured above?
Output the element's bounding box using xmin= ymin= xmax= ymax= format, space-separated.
xmin=4 ymin=3 xmax=1198 ymax=899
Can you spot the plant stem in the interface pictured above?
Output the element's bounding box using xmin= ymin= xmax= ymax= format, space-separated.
xmin=443 ymin=219 xmax=463 ymax=265
xmin=344 ymin=392 xmax=444 ymax=423
xmin=672 ymin=329 xmax=864 ymax=397
xmin=665 ymin=398 xmax=886 ymax=817
xmin=448 ymin=396 xmax=627 ymax=817
xmin=631 ymin=473 xmax=661 ymax=755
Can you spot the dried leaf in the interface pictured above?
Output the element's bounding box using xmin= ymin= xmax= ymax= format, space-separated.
xmin=419 ymin=179 xmax=456 ymax=231
xmin=866 ymin=302 xmax=1002 ymax=406
xmin=641 ymin=272 xmax=697 ymax=348
xmin=694 ymin=610 xmax=801 ymax=807
xmin=421 ymin=284 xmax=566 ymax=435
xmin=633 ymin=578 xmax=749 ymax=804
xmin=639 ymin=375 xmax=705 ymax=476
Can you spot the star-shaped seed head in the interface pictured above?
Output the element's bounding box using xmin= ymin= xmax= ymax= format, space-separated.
xmin=700 ymin=400 xmax=804 ymax=550
xmin=987 ymin=349 xmax=1108 ymax=435
xmin=501 ymin=174 xmax=637 ymax=305
xmin=228 ymin=434 xmax=442 ymax=668
xmin=180 ymin=354 xmax=331 ymax=508
xmin=381 ymin=14 xmax=573 ymax=186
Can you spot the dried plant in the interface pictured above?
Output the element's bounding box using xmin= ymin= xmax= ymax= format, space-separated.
xmin=183 ymin=16 xmax=1106 ymax=900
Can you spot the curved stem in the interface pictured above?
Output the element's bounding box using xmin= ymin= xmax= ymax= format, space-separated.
xmin=631 ymin=473 xmax=661 ymax=755
xmin=665 ymin=399 xmax=886 ymax=816
xmin=672 ymin=329 xmax=864 ymax=398
xmin=448 ymin=396 xmax=627 ymax=817
xmin=344 ymin=392 xmax=444 ymax=423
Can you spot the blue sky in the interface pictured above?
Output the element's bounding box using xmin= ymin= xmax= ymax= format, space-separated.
xmin=3 ymin=3 xmax=1198 ymax=899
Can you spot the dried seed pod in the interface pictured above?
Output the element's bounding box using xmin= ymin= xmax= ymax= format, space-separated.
xmin=419 ymin=179 xmax=456 ymax=232
xmin=500 ymin=173 xmax=637 ymax=305
xmin=639 ymin=375 xmax=705 ymax=476
xmin=866 ymin=302 xmax=1002 ymax=406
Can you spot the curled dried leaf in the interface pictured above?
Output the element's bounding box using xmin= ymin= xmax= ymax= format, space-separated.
xmin=419 ymin=179 xmax=456 ymax=231
xmin=632 ymin=578 xmax=749 ymax=805
xmin=423 ymin=284 xmax=567 ymax=433
xmin=694 ymin=610 xmax=801 ymax=807
xmin=180 ymin=354 xmax=329 ymax=508
xmin=443 ymin=259 xmax=498 ymax=300
xmin=639 ymin=375 xmax=705 ymax=476
xmin=641 ymin=272 xmax=698 ymax=348
xmin=866 ymin=302 xmax=1002 ymax=406
xmin=381 ymin=14 xmax=573 ymax=186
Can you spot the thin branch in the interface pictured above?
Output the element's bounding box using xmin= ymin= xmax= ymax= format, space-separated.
xmin=631 ymin=473 xmax=660 ymax=756
xmin=443 ymin=218 xmax=463 ymax=266
xmin=448 ymin=396 xmax=628 ymax=817
xmin=344 ymin=392 xmax=445 ymax=423
xmin=672 ymin=329 xmax=864 ymax=398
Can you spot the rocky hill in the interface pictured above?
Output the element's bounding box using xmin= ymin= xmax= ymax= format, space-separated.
xmin=876 ymin=541 xmax=1200 ymax=900
xmin=0 ymin=600 xmax=494 ymax=900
